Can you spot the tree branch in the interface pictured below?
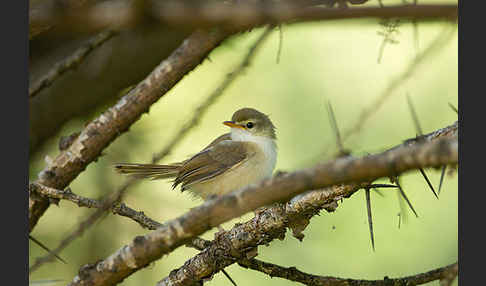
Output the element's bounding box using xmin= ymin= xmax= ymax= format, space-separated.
xmin=29 ymin=30 xmax=117 ymax=98
xmin=238 ymin=258 xmax=457 ymax=286
xmin=31 ymin=1 xmax=457 ymax=36
xmin=67 ymin=122 xmax=457 ymax=286
xmin=28 ymin=27 xmax=234 ymax=233
xmin=29 ymin=182 xmax=163 ymax=231
xmin=186 ymin=239 xmax=458 ymax=286
xmin=151 ymin=2 xmax=457 ymax=28
xmin=187 ymin=237 xmax=458 ymax=286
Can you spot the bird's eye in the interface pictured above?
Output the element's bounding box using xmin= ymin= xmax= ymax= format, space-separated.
xmin=246 ymin=122 xmax=254 ymax=129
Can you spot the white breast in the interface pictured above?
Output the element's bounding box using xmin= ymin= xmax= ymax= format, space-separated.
xmin=230 ymin=128 xmax=277 ymax=179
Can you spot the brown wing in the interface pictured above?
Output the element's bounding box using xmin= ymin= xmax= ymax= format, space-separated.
xmin=201 ymin=133 xmax=232 ymax=151
xmin=114 ymin=134 xmax=232 ymax=180
xmin=173 ymin=140 xmax=255 ymax=191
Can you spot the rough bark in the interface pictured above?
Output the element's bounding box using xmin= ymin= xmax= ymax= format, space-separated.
xmin=67 ymin=129 xmax=457 ymax=286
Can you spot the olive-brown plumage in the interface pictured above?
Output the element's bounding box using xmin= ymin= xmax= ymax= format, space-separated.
xmin=114 ymin=108 xmax=277 ymax=199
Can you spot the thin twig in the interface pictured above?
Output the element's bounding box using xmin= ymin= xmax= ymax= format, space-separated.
xmin=29 ymin=235 xmax=67 ymax=264
xmin=238 ymin=258 xmax=457 ymax=286
xmin=29 ymin=181 xmax=132 ymax=274
xmin=29 ymin=182 xmax=163 ymax=230
xmin=29 ymin=30 xmax=117 ymax=98
xmin=188 ymin=236 xmax=456 ymax=286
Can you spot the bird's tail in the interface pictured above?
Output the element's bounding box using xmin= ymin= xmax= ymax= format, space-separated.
xmin=114 ymin=163 xmax=181 ymax=180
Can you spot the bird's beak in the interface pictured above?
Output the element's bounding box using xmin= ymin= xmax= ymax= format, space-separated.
xmin=223 ymin=121 xmax=244 ymax=129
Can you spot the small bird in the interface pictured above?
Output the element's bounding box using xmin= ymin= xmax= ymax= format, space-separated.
xmin=114 ymin=108 xmax=277 ymax=199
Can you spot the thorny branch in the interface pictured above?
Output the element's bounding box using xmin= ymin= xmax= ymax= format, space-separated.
xmin=157 ymin=124 xmax=457 ymax=286
xmin=68 ymin=122 xmax=457 ymax=286
xmin=310 ymin=23 xmax=456 ymax=163
xmin=238 ymin=259 xmax=457 ymax=286
xmin=29 ymin=0 xmax=457 ymax=239
xmin=186 ymin=239 xmax=456 ymax=286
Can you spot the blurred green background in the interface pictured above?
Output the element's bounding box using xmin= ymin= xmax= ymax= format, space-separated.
xmin=29 ymin=16 xmax=458 ymax=286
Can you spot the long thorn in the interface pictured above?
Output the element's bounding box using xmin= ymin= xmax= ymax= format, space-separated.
xmin=327 ymin=101 xmax=346 ymax=155
xmin=438 ymin=165 xmax=447 ymax=195
xmin=448 ymin=102 xmax=458 ymax=114
xmin=406 ymin=93 xmax=423 ymax=136
xmin=365 ymin=189 xmax=375 ymax=251
xmin=29 ymin=235 xmax=67 ymax=264
xmin=406 ymin=94 xmax=438 ymax=199
xmin=418 ymin=168 xmax=439 ymax=199
xmin=395 ymin=179 xmax=419 ymax=218
xmin=221 ymin=269 xmax=237 ymax=286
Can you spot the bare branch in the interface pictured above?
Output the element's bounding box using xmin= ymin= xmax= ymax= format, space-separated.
xmin=29 ymin=182 xmax=163 ymax=231
xmin=238 ymin=258 xmax=457 ymax=286
xmin=29 ymin=30 xmax=116 ymax=98
xmin=68 ymin=122 xmax=457 ymax=286
xmin=152 ymin=3 xmax=457 ymax=28
xmin=32 ymin=1 xmax=457 ymax=36
xmin=157 ymin=123 xmax=457 ymax=286
xmin=29 ymin=27 xmax=234 ymax=233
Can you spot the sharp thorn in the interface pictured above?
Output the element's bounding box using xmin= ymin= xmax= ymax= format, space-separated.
xmin=448 ymin=102 xmax=458 ymax=114
xmin=395 ymin=179 xmax=419 ymax=218
xmin=365 ymin=189 xmax=375 ymax=252
xmin=406 ymin=93 xmax=424 ymax=136
xmin=438 ymin=165 xmax=447 ymax=195
xmin=327 ymin=101 xmax=345 ymax=155
xmin=221 ymin=269 xmax=238 ymax=286
xmin=418 ymin=168 xmax=439 ymax=199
